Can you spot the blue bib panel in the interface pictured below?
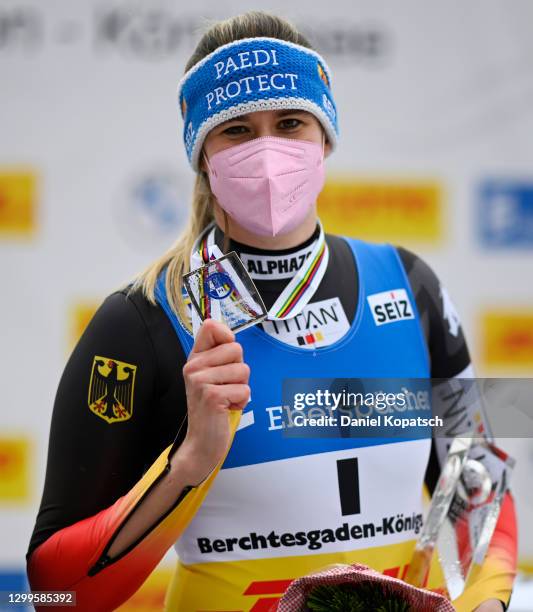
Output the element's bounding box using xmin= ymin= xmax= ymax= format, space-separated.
xmin=155 ymin=237 xmax=430 ymax=467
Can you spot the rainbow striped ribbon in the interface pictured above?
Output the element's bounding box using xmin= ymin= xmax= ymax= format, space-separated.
xmin=189 ymin=221 xmax=329 ymax=328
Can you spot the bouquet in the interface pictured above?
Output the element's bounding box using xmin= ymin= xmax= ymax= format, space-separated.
xmin=276 ymin=563 xmax=455 ymax=612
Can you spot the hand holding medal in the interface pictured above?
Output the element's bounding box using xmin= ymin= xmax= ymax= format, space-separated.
xmin=179 ymin=319 xmax=251 ymax=486
xmin=180 ymin=232 xmax=267 ymax=485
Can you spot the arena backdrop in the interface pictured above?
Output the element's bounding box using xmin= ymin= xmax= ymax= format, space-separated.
xmin=1 ymin=0 xmax=533 ymax=608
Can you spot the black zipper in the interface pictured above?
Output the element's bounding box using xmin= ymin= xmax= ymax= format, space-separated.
xmin=87 ymin=458 xmax=195 ymax=576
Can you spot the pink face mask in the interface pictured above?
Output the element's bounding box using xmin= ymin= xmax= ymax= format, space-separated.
xmin=204 ymin=135 xmax=325 ymax=237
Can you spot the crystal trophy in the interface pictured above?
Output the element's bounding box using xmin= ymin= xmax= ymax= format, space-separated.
xmin=405 ymin=433 xmax=515 ymax=600
xmin=184 ymin=251 xmax=267 ymax=333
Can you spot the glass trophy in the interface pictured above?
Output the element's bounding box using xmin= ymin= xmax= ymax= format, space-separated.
xmin=183 ymin=251 xmax=267 ymax=333
xmin=405 ymin=433 xmax=515 ymax=600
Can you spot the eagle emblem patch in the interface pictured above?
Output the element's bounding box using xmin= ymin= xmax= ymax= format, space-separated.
xmin=88 ymin=356 xmax=137 ymax=424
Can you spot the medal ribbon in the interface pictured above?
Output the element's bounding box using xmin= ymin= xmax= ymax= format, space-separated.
xmin=188 ymin=221 xmax=329 ymax=334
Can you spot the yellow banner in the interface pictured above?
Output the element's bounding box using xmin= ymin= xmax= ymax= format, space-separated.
xmin=70 ymin=302 xmax=99 ymax=349
xmin=318 ymin=179 xmax=443 ymax=243
xmin=0 ymin=437 xmax=31 ymax=502
xmin=0 ymin=170 xmax=37 ymax=236
xmin=482 ymin=310 xmax=533 ymax=369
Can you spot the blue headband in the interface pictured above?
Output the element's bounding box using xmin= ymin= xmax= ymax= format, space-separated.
xmin=177 ymin=37 xmax=339 ymax=171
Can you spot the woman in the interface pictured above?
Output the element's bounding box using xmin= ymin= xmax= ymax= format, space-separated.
xmin=27 ymin=11 xmax=516 ymax=612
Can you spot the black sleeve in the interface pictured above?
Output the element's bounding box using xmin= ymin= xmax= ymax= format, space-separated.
xmin=397 ymin=246 xmax=471 ymax=378
xmin=26 ymin=288 xmax=188 ymax=560
xmin=396 ymin=247 xmax=474 ymax=494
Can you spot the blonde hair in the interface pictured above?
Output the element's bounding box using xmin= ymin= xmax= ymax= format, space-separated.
xmin=131 ymin=12 xmax=313 ymax=329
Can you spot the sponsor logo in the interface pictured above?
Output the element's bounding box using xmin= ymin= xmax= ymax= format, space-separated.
xmin=88 ymin=356 xmax=137 ymax=424
xmin=206 ymin=272 xmax=233 ymax=300
xmin=240 ymin=562 xmax=432 ymax=611
xmin=243 ymin=579 xmax=294 ymax=612
xmin=0 ymin=170 xmax=36 ymax=236
xmin=206 ymin=49 xmax=300 ymax=113
xmin=262 ymin=298 xmax=350 ymax=348
xmin=367 ymin=288 xmax=414 ymax=326
xmin=482 ymin=310 xmax=533 ymax=368
xmin=200 ymin=557 xmax=440 ymax=612
xmin=479 ymin=180 xmax=533 ymax=248
xmin=0 ymin=437 xmax=30 ymax=502
xmin=114 ymin=167 xmax=190 ymax=251
xmin=318 ymin=180 xmax=442 ymax=242
xmin=240 ymin=245 xmax=314 ymax=280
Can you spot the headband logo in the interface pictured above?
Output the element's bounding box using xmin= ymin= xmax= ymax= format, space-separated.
xmin=180 ymin=96 xmax=187 ymax=118
xmin=214 ymin=48 xmax=279 ymax=79
xmin=317 ymin=63 xmax=330 ymax=88
xmin=204 ymin=47 xmax=299 ymax=111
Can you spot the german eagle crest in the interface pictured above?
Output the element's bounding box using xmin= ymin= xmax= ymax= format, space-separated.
xmin=88 ymin=356 xmax=137 ymax=424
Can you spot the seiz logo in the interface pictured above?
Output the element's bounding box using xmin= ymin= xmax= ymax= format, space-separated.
xmin=367 ymin=288 xmax=414 ymax=326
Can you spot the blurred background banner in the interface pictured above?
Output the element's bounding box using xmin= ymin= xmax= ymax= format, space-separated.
xmin=1 ymin=0 xmax=532 ymax=609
